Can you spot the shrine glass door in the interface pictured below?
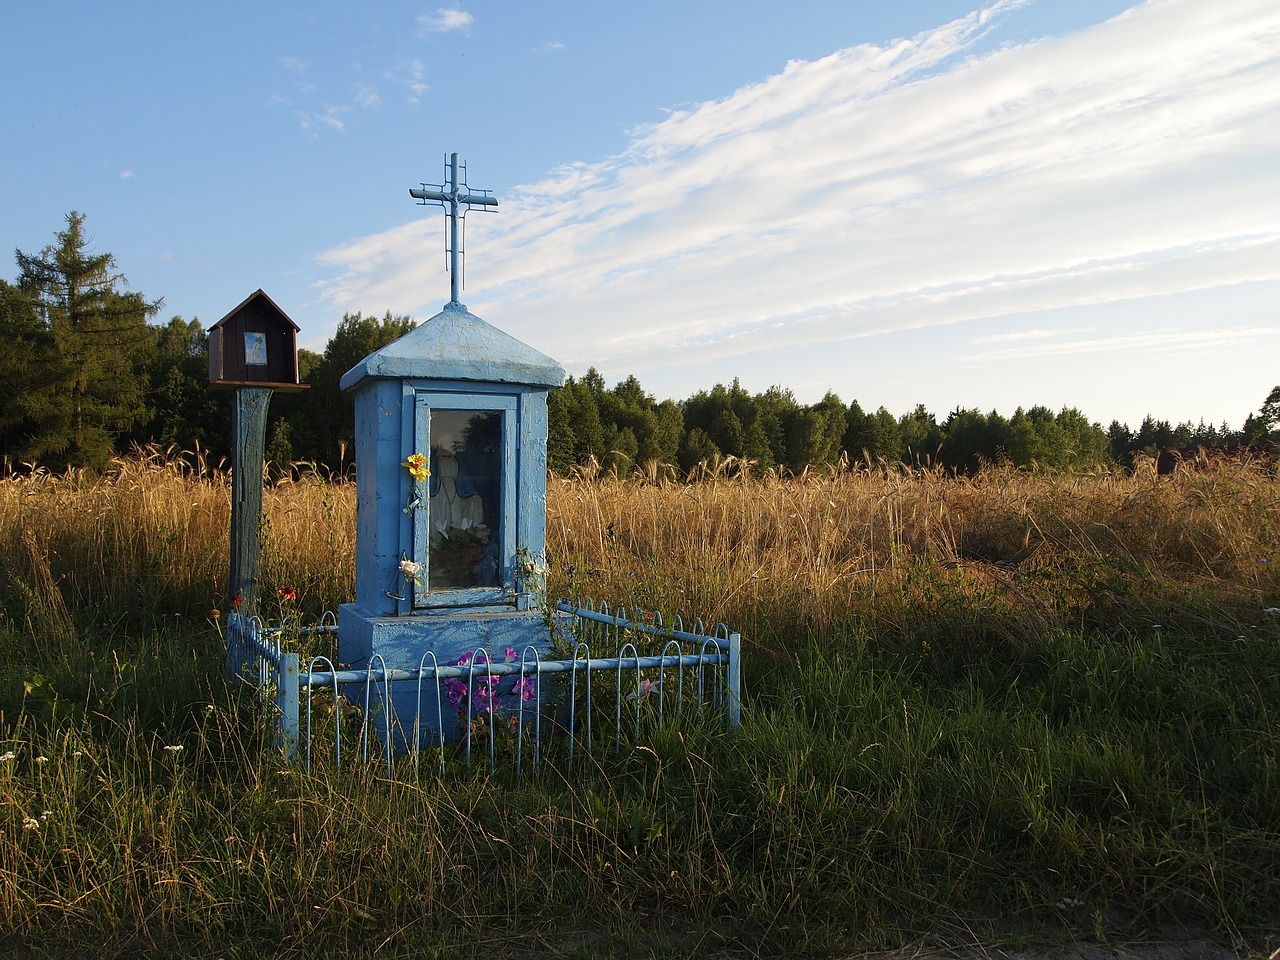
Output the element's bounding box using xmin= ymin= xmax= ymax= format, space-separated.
xmin=410 ymin=392 xmax=517 ymax=608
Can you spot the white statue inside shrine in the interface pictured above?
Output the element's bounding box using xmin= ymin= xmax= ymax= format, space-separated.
xmin=429 ymin=436 xmax=487 ymax=548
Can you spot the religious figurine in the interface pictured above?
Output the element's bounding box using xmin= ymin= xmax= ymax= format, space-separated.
xmin=429 ymin=443 xmax=488 ymax=549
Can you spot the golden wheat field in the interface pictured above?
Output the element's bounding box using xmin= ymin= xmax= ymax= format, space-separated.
xmin=2 ymin=447 xmax=1276 ymax=659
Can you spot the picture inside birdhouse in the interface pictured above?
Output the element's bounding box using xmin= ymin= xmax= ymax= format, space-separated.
xmin=243 ymin=331 xmax=267 ymax=367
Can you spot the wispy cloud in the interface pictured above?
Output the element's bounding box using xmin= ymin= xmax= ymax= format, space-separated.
xmin=419 ymin=7 xmax=472 ymax=34
xmin=972 ymin=328 xmax=1093 ymax=344
xmin=532 ymin=41 xmax=565 ymax=54
xmin=318 ymin=0 xmax=1280 ymax=404
xmin=295 ymin=105 xmax=351 ymax=135
xmin=961 ymin=325 xmax=1277 ymax=363
xmin=120 ymin=170 xmax=135 ymax=180
xmin=396 ymin=58 xmax=429 ymax=104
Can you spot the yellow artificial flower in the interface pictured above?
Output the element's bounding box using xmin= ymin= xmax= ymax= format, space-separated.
xmin=402 ymin=452 xmax=430 ymax=483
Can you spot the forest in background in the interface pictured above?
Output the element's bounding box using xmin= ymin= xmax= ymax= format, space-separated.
xmin=3 ymin=212 xmax=1278 ymax=476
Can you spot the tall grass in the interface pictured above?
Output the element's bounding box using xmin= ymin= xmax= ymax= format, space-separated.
xmin=1 ymin=448 xmax=1277 ymax=957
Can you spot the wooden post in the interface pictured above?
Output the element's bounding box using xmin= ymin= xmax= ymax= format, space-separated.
xmin=229 ymin=386 xmax=273 ymax=613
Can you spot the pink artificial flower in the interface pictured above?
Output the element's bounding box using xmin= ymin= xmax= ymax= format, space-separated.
xmin=473 ymin=681 xmax=500 ymax=715
xmin=513 ymin=677 xmax=538 ymax=702
xmin=443 ymin=678 xmax=467 ymax=710
xmin=504 ymin=646 xmax=518 ymax=662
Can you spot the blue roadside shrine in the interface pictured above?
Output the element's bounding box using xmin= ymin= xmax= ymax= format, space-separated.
xmin=224 ymin=153 xmax=740 ymax=767
xmin=338 ymin=155 xmax=565 ymax=748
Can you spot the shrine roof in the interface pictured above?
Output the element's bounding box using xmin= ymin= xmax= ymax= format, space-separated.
xmin=340 ymin=301 xmax=566 ymax=392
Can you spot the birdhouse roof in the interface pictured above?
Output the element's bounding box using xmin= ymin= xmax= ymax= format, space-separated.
xmin=340 ymin=302 xmax=565 ymax=392
xmin=208 ymin=288 xmax=300 ymax=333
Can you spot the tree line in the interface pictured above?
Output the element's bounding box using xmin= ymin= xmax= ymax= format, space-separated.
xmin=3 ymin=213 xmax=1276 ymax=476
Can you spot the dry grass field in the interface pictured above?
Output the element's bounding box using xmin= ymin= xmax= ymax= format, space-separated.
xmin=1 ymin=448 xmax=1277 ymax=957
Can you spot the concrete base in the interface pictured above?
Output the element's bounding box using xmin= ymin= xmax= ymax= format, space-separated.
xmin=338 ymin=603 xmax=563 ymax=752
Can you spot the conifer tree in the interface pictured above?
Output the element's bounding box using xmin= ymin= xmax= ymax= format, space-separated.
xmin=13 ymin=212 xmax=159 ymax=468
xmin=0 ymin=280 xmax=43 ymax=461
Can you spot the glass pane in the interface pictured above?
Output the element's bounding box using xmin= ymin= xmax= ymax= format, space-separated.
xmin=428 ymin=410 xmax=502 ymax=590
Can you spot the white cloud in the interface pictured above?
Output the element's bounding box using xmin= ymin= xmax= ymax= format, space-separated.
xmin=354 ymin=83 xmax=381 ymax=110
xmin=972 ymin=328 xmax=1093 ymax=344
xmin=419 ymin=7 xmax=472 ymax=34
xmin=120 ymin=169 xmax=135 ymax=180
xmin=399 ymin=58 xmax=429 ymax=104
xmin=295 ymin=105 xmax=351 ymax=134
xmin=961 ymin=325 xmax=1278 ymax=363
xmin=532 ymin=41 xmax=565 ymax=54
xmin=318 ymin=0 xmax=1280 ymax=413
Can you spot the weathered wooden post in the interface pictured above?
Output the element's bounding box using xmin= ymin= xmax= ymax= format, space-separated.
xmin=208 ymin=289 xmax=309 ymax=613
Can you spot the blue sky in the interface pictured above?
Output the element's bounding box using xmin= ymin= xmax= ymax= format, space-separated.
xmin=3 ymin=0 xmax=1277 ymax=430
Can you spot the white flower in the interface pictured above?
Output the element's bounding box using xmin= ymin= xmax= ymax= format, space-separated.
xmin=22 ymin=818 xmax=38 ymax=830
xmin=0 ymin=751 xmax=15 ymax=762
xmin=34 ymin=756 xmax=48 ymax=764
xmin=40 ymin=810 xmax=53 ymax=820
xmin=163 ymin=744 xmax=184 ymax=754
xmin=1264 ymin=607 xmax=1280 ymax=617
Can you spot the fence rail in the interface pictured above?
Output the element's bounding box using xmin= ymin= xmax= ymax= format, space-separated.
xmin=225 ymin=600 xmax=741 ymax=778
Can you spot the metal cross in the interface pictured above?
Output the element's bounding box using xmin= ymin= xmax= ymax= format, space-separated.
xmin=410 ymin=152 xmax=498 ymax=305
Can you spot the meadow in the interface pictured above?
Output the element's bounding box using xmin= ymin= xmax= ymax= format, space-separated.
xmin=1 ymin=448 xmax=1277 ymax=958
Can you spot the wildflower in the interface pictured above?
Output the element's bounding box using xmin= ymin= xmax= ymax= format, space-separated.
xmin=230 ymin=595 xmax=245 ymax=609
xmin=513 ymin=677 xmax=538 ymax=702
xmin=277 ymin=586 xmax=297 ymax=602
xmin=0 ymin=751 xmax=15 ymax=762
xmin=402 ymin=452 xmax=430 ymax=483
xmin=40 ymin=810 xmax=53 ymax=821
xmin=22 ymin=818 xmax=38 ymax=830
xmin=627 ymin=679 xmax=660 ymax=702
xmin=163 ymin=744 xmax=184 ymax=754
xmin=34 ymin=756 xmax=48 ymax=764
xmin=520 ymin=556 xmax=545 ymax=578
xmin=210 ymin=609 xmax=221 ymax=620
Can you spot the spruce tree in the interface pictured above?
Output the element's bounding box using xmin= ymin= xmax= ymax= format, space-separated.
xmin=14 ymin=212 xmax=159 ymax=468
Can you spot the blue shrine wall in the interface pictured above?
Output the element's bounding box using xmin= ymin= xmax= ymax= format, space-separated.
xmin=337 ymin=303 xmax=565 ymax=713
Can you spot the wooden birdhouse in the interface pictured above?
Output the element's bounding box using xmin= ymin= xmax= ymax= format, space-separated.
xmin=208 ymin=289 xmax=309 ymax=392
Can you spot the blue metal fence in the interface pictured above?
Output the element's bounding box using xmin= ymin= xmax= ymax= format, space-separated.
xmin=224 ymin=600 xmax=741 ymax=777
